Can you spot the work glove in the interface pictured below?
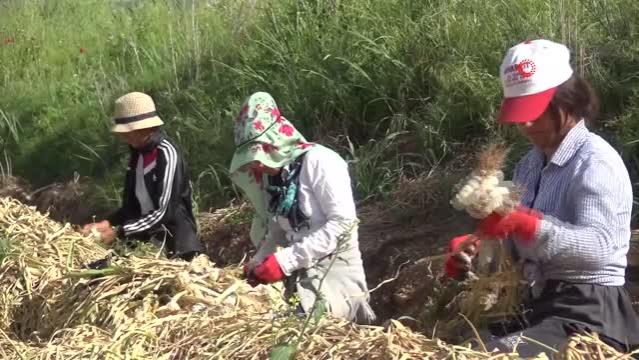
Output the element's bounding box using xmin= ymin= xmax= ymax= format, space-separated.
xmin=243 ymin=263 xmax=260 ymax=287
xmin=244 ymin=254 xmax=285 ymax=286
xmin=443 ymin=234 xmax=480 ymax=279
xmin=477 ymin=207 xmax=542 ymax=245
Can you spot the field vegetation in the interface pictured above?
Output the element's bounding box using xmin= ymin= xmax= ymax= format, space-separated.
xmin=2 ymin=0 xmax=639 ymax=214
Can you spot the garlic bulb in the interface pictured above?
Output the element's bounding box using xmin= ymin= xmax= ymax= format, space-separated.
xmin=89 ymin=226 xmax=102 ymax=241
xmin=451 ymin=169 xmax=517 ymax=219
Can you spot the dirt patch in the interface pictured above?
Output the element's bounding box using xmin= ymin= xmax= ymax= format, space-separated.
xmin=198 ymin=202 xmax=254 ymax=267
xmin=0 ymin=175 xmax=32 ymax=204
xmin=0 ymin=174 xmax=107 ymax=225
xmin=358 ymin=205 xmax=470 ymax=324
xmin=31 ymin=176 xmax=108 ymax=225
xmin=356 ymin=171 xmax=478 ymax=339
xmin=628 ymin=234 xmax=639 ymax=312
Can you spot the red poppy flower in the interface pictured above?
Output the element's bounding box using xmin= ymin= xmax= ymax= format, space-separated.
xmin=3 ymin=38 xmax=13 ymax=45
xmin=297 ymin=141 xmax=313 ymax=150
xmin=253 ymin=120 xmax=265 ymax=132
xmin=262 ymin=143 xmax=279 ymax=153
xmin=279 ymin=124 xmax=294 ymax=137
xmin=80 ymin=47 xmax=87 ymax=54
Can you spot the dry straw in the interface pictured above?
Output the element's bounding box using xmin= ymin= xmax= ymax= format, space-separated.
xmin=0 ymin=197 xmax=633 ymax=359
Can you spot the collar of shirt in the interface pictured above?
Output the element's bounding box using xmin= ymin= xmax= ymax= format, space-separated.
xmin=528 ymin=119 xmax=589 ymax=169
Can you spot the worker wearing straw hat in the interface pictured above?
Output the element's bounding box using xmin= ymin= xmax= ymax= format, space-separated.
xmin=81 ymin=92 xmax=202 ymax=261
xmin=229 ymin=91 xmax=376 ymax=324
xmin=444 ymin=39 xmax=639 ymax=356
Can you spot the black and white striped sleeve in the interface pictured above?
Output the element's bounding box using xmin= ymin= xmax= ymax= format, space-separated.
xmin=121 ymin=140 xmax=177 ymax=236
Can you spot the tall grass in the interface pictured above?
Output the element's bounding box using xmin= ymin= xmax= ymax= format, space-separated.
xmin=2 ymin=0 xmax=639 ymax=210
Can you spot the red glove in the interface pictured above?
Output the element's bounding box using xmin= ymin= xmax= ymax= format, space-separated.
xmin=477 ymin=207 xmax=542 ymax=244
xmin=249 ymin=254 xmax=286 ymax=285
xmin=443 ymin=234 xmax=479 ymax=279
xmin=243 ymin=264 xmax=260 ymax=287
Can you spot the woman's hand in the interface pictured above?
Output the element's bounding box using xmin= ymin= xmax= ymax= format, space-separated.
xmin=443 ymin=234 xmax=480 ymax=279
xmin=81 ymin=220 xmax=117 ymax=245
xmin=81 ymin=220 xmax=110 ymax=235
xmin=477 ymin=207 xmax=542 ymax=244
xmin=244 ymin=254 xmax=285 ymax=286
xmin=99 ymin=225 xmax=117 ymax=245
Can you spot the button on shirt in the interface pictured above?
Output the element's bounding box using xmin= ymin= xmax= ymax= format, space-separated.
xmin=512 ymin=120 xmax=632 ymax=287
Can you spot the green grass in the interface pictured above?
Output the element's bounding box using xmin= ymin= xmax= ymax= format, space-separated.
xmin=2 ymin=0 xmax=639 ymax=212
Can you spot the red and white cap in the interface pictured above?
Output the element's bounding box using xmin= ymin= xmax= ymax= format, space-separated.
xmin=498 ymin=39 xmax=573 ymax=123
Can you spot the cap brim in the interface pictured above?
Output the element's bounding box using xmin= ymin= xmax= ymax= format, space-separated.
xmin=498 ymin=87 xmax=557 ymax=124
xmin=111 ymin=116 xmax=164 ymax=133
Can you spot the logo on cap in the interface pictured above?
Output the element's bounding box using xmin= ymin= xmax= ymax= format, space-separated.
xmin=516 ymin=59 xmax=536 ymax=78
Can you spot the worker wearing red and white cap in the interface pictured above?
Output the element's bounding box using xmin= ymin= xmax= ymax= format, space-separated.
xmin=445 ymin=39 xmax=639 ymax=356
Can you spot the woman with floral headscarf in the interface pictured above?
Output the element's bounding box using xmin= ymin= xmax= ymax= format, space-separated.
xmin=229 ymin=92 xmax=376 ymax=324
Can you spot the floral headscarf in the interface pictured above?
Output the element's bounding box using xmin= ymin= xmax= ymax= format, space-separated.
xmin=230 ymin=92 xmax=314 ymax=245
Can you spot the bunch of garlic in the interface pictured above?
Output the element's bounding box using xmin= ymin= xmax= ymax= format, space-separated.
xmin=451 ymin=170 xmax=517 ymax=219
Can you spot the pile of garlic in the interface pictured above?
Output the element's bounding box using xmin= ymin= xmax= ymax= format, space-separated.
xmin=451 ymin=170 xmax=518 ymax=219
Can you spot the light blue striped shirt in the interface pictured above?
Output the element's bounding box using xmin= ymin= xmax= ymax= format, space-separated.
xmin=512 ymin=120 xmax=632 ymax=288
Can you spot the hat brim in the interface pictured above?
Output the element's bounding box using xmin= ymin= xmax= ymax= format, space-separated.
xmin=111 ymin=116 xmax=164 ymax=133
xmin=229 ymin=141 xmax=290 ymax=175
xmin=498 ymin=87 xmax=557 ymax=124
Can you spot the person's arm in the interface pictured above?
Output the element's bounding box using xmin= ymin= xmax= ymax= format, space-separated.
xmin=531 ymin=159 xmax=630 ymax=269
xmin=82 ymin=159 xmax=132 ymax=237
xmin=118 ymin=141 xmax=180 ymax=237
xmin=91 ymin=154 xmax=135 ymax=228
xmin=249 ymin=217 xmax=287 ymax=269
xmin=107 ymin=207 xmax=126 ymax=227
xmin=274 ymin=149 xmax=357 ymax=275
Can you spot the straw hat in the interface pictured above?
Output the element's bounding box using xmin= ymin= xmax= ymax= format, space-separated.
xmin=111 ymin=92 xmax=164 ymax=133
